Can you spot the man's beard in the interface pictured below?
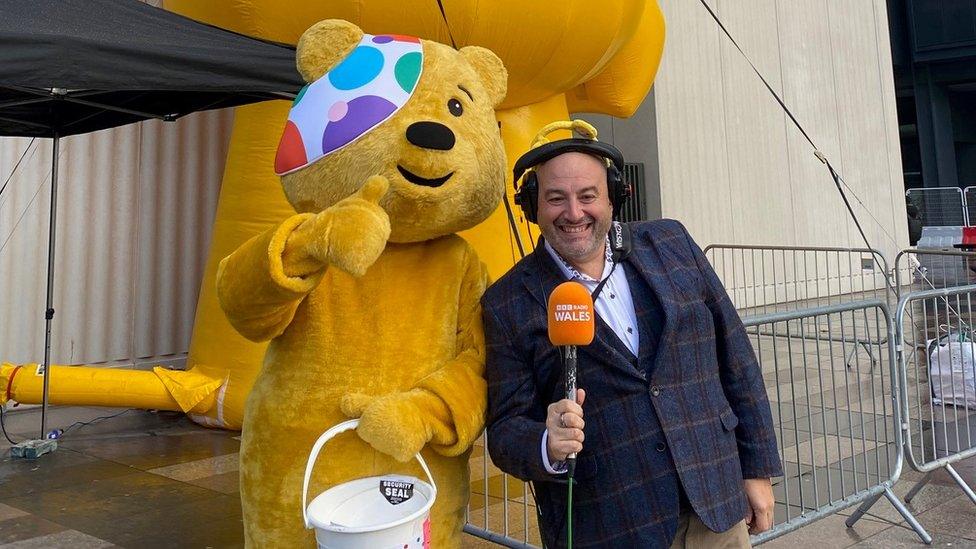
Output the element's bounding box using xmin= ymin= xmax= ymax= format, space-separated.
xmin=541 ymin=216 xmax=611 ymax=262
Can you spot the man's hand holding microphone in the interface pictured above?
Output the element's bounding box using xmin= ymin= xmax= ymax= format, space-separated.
xmin=547 ymin=388 xmax=586 ymax=464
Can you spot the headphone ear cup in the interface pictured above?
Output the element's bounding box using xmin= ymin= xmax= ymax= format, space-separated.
xmin=607 ymin=166 xmax=628 ymax=218
xmin=516 ymin=171 xmax=539 ymax=224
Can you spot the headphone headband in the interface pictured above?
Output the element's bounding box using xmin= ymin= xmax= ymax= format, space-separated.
xmin=512 ymin=138 xmax=625 ymax=184
xmin=512 ymin=120 xmax=631 ymax=224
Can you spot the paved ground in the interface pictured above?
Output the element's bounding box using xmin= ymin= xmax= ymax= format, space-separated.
xmin=2 ymin=402 xmax=976 ymax=548
xmin=3 ymin=280 xmax=976 ymax=548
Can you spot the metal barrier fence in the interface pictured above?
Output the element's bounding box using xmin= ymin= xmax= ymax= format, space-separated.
xmin=895 ymin=248 xmax=976 ymax=294
xmin=704 ymin=245 xmax=893 ymax=313
xmin=907 ymin=187 xmax=968 ymax=227
xmin=464 ymin=435 xmax=540 ymax=548
xmin=895 ymin=285 xmax=976 ymax=509
xmin=463 ymin=298 xmax=933 ymax=547
xmin=744 ymin=301 xmax=929 ymax=544
xmin=705 ymin=245 xmax=894 ymax=369
xmin=964 ymin=186 xmax=976 ymax=228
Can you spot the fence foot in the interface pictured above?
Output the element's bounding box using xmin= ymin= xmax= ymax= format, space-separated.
xmin=845 ymin=340 xmax=877 ymax=371
xmin=861 ymin=341 xmax=877 ymax=368
xmin=846 ymin=492 xmax=882 ymax=527
xmin=905 ymin=472 xmax=932 ymax=504
xmin=884 ymin=486 xmax=933 ymax=545
xmin=845 ymin=344 xmax=858 ymax=370
xmin=945 ymin=463 xmax=976 ymax=506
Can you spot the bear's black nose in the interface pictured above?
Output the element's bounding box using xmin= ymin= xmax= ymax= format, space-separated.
xmin=406 ymin=122 xmax=455 ymax=151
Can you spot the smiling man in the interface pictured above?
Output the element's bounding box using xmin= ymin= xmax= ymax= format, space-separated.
xmin=482 ymin=121 xmax=783 ymax=548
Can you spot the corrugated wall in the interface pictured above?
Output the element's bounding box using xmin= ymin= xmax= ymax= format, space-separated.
xmin=0 ymin=109 xmax=233 ymax=366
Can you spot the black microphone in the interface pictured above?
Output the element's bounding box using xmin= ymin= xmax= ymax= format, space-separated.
xmin=547 ymin=281 xmax=596 ymax=468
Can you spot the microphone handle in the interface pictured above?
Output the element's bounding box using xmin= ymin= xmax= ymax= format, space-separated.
xmin=564 ymin=345 xmax=578 ymax=461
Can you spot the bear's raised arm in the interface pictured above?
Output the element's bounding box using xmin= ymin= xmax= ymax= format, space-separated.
xmin=217 ymin=177 xmax=392 ymax=341
xmin=216 ymin=213 xmax=324 ymax=342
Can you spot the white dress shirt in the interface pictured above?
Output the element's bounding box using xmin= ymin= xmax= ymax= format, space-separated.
xmin=540 ymin=238 xmax=639 ymax=473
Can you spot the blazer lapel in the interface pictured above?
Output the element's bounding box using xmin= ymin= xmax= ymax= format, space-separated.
xmin=519 ymin=242 xmax=565 ymax=311
xmin=626 ymin=231 xmax=678 ymax=385
xmin=522 ymin=238 xmax=644 ymax=381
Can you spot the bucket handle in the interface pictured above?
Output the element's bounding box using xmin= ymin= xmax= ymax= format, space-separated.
xmin=302 ymin=418 xmax=437 ymax=529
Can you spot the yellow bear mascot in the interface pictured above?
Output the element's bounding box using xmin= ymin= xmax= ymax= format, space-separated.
xmin=215 ymin=19 xmax=507 ymax=548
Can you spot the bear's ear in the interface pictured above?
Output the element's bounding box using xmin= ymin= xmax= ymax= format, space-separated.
xmin=459 ymin=46 xmax=507 ymax=108
xmin=296 ymin=20 xmax=364 ymax=83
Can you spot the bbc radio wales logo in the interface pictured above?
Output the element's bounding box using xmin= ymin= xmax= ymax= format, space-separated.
xmin=553 ymin=304 xmax=592 ymax=322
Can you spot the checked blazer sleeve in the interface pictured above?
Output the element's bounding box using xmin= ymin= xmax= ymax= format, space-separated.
xmin=681 ymin=225 xmax=783 ymax=479
xmin=483 ymin=304 xmax=560 ymax=482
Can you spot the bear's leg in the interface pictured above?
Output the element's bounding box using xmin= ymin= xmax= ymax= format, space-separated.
xmin=240 ymin=422 xmax=316 ymax=548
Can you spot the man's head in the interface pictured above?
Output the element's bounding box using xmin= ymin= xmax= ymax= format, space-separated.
xmin=536 ymin=151 xmax=614 ymax=266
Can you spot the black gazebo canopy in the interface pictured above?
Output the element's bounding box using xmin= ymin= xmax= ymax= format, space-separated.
xmin=0 ymin=0 xmax=304 ymax=440
xmin=0 ymin=0 xmax=304 ymax=137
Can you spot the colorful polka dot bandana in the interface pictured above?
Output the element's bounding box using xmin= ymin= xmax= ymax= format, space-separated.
xmin=275 ymin=33 xmax=424 ymax=175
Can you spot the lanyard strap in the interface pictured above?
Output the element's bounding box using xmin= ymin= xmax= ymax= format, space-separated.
xmin=590 ymin=259 xmax=620 ymax=303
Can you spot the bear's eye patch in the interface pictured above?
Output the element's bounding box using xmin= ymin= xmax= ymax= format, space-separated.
xmin=448 ymin=98 xmax=464 ymax=117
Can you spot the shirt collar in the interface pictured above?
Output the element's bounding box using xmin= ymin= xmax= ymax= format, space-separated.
xmin=544 ymin=237 xmax=613 ymax=283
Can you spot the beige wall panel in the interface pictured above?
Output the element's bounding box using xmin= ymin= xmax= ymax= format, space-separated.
xmin=654 ymin=0 xmax=734 ymax=248
xmin=649 ymin=0 xmax=906 ymax=250
xmin=873 ymin=0 xmax=912 ymax=254
xmin=0 ymin=138 xmax=49 ymax=362
xmin=714 ymin=0 xmax=795 ymax=249
xmin=773 ymin=0 xmax=851 ymax=248
xmin=585 ymin=1 xmax=908 ymax=304
xmin=825 ymin=0 xmax=900 ymax=261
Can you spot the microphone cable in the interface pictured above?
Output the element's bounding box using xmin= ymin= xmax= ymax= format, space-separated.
xmin=566 ymin=458 xmax=576 ymax=549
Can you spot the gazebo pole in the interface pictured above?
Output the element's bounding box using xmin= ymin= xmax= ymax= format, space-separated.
xmin=39 ymin=131 xmax=59 ymax=439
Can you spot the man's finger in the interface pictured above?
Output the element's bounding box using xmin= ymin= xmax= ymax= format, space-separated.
xmin=356 ymin=175 xmax=389 ymax=203
xmin=560 ymin=413 xmax=584 ymax=430
xmin=553 ymin=424 xmax=584 ymax=442
xmin=554 ymin=439 xmax=583 ymax=456
xmin=559 ymin=399 xmax=584 ymax=417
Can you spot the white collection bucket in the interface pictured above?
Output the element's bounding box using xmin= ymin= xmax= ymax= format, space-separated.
xmin=302 ymin=419 xmax=437 ymax=549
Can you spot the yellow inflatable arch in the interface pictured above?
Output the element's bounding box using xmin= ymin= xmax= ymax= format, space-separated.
xmin=2 ymin=1 xmax=665 ymax=429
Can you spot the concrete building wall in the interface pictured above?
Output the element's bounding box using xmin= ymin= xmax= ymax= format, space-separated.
xmin=581 ymin=0 xmax=909 ymax=260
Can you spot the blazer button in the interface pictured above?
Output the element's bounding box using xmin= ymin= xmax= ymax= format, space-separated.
xmin=650 ymin=386 xmax=660 ymax=397
xmin=656 ymin=442 xmax=667 ymax=452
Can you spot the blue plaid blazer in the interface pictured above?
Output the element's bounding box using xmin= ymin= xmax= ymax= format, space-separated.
xmin=483 ymin=220 xmax=782 ymax=548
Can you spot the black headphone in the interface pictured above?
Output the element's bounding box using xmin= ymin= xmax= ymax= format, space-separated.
xmin=513 ymin=138 xmax=631 ymax=224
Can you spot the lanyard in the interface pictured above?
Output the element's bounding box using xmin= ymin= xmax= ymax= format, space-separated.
xmin=589 ymin=259 xmax=620 ymax=303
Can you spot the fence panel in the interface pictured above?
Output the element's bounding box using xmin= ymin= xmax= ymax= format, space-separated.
xmin=895 ymin=248 xmax=976 ymax=296
xmin=464 ymin=300 xmax=932 ymax=546
xmin=963 ymin=186 xmax=976 ymax=227
xmin=906 ymin=187 xmax=968 ymax=227
xmin=895 ymin=284 xmax=976 ymax=507
xmin=705 ymin=245 xmax=895 ymax=370
xmin=745 ymin=301 xmax=928 ymax=544
xmin=704 ymin=245 xmax=893 ymax=314
xmin=464 ymin=433 xmax=541 ymax=548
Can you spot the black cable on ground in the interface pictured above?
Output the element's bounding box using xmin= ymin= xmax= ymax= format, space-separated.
xmin=52 ymin=408 xmax=136 ymax=439
xmin=0 ymin=404 xmax=19 ymax=445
